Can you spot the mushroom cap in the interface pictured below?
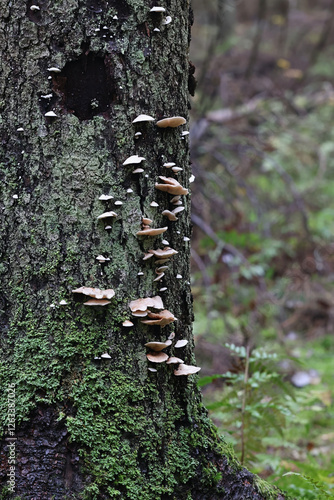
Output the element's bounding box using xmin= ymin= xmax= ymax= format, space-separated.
xmin=99 ymin=194 xmax=114 ymax=200
xmin=101 ymin=353 xmax=112 ymax=359
xmin=145 ymin=340 xmax=172 ymax=351
xmin=142 ymin=217 xmax=153 ymax=225
xmin=129 ymin=296 xmax=164 ymax=312
xmin=166 ymin=356 xmax=184 ymax=364
xmin=155 ymin=176 xmax=188 ymax=195
xmin=156 ymin=116 xmax=186 ymax=128
xmin=132 ymin=310 xmax=148 ymax=317
xmin=150 ymin=201 xmax=159 ymax=207
xmin=122 ymin=320 xmax=134 ymax=327
xmin=170 ymin=195 xmax=181 ymax=203
xmin=96 ymin=255 xmax=110 ymax=262
xmin=143 ymin=252 xmax=154 ymax=261
xmin=162 ymin=210 xmax=178 ymax=221
xmin=163 ymin=162 xmax=176 ymax=168
xmin=172 ymin=206 xmax=185 ymax=215
xmin=97 ymin=211 xmax=118 ymax=219
xmin=150 ymin=6 xmax=166 ymax=12
xmin=45 ymin=111 xmax=57 ymax=117
xmin=174 ymin=364 xmax=201 ymax=376
xmin=146 ymin=352 xmax=169 ymax=363
xmin=47 ymin=67 xmax=61 ymax=72
xmin=172 ymin=167 xmax=183 ymax=173
xmin=132 ymin=114 xmax=155 ymax=123
xmin=162 ymin=15 xmax=172 ymax=25
xmin=123 ymin=155 xmax=145 ymax=166
xmin=132 ymin=168 xmax=144 ymax=174
xmin=59 ymin=300 xmax=67 ymax=305
xmin=72 ymin=287 xmax=115 ymax=300
xmin=84 ymin=299 xmax=111 ymax=306
xmin=136 ymin=227 xmax=167 ymax=236
xmin=153 ymin=272 xmax=165 ymax=282
xmin=141 ymin=309 xmax=175 ymax=327
xmin=148 ymin=247 xmax=178 ymax=258
xmin=174 ymin=339 xmax=188 ymax=348
xmin=148 ymin=367 xmax=158 ymax=372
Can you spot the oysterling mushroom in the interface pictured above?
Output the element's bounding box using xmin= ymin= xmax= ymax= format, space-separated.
xmin=156 ymin=116 xmax=186 ymax=128
xmin=141 ymin=309 xmax=176 ymax=327
xmin=174 ymin=365 xmax=201 ymax=376
xmin=155 ymin=176 xmax=188 ymax=195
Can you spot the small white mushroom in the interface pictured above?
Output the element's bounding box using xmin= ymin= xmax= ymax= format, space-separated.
xmin=162 ymin=16 xmax=172 ymax=25
xmin=96 ymin=255 xmax=110 ymax=263
xmin=132 ymin=114 xmax=155 ymax=123
xmin=114 ymin=201 xmax=123 ymax=205
xmin=101 ymin=353 xmax=111 ymax=359
xmin=189 ymin=175 xmax=195 ymax=183
xmin=122 ymin=320 xmax=134 ymax=327
xmin=132 ymin=168 xmax=144 ymax=174
xmin=45 ymin=111 xmax=57 ymax=117
xmin=16 ymin=127 xmax=24 ymax=132
xmin=176 ymin=274 xmax=182 ymax=279
xmin=59 ymin=300 xmax=68 ymax=306
xmin=148 ymin=367 xmax=158 ymax=372
xmin=150 ymin=6 xmax=166 ymax=12
xmin=161 ymin=239 xmax=169 ymax=245
xmin=47 ymin=67 xmax=61 ymax=73
xmin=159 ymin=287 xmax=168 ymax=292
xmin=134 ymin=132 xmax=142 ymax=138
xmin=166 ymin=357 xmax=184 ymax=365
xmin=150 ymin=201 xmax=159 ymax=207
xmin=172 ymin=206 xmax=185 ymax=215
xmin=41 ymin=94 xmax=53 ymax=99
xmin=97 ymin=211 xmax=118 ymax=219
xmin=153 ymin=272 xmax=165 ymax=282
xmin=156 ymin=116 xmax=186 ymax=128
xmin=123 ymin=155 xmax=145 ymax=166
xmin=174 ymin=365 xmax=201 ymax=376
xmin=127 ymin=188 xmax=134 ymax=193
xmin=183 ymin=236 xmax=190 ymax=242
xmin=30 ymin=5 xmax=40 ymax=10
xmin=172 ymin=167 xmax=183 ymax=173
xmin=175 ymin=339 xmax=188 ymax=348
xmin=113 ymin=15 xmax=118 ymax=19
xmin=12 ymin=194 xmax=18 ymax=200
xmin=147 ymin=352 xmax=169 ymax=363
xmin=153 ymin=28 xmax=160 ymax=32
xmin=181 ymin=131 xmax=190 ymax=136
xmin=163 ymin=162 xmax=176 ymax=168
xmin=99 ymin=194 xmax=114 ymax=201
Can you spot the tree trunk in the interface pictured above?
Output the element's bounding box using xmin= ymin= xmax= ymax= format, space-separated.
xmin=0 ymin=1 xmax=285 ymax=498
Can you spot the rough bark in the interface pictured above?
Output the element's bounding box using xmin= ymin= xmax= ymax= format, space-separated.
xmin=0 ymin=1 xmax=286 ymax=499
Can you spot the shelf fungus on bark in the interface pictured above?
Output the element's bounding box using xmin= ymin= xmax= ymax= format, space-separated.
xmin=132 ymin=168 xmax=144 ymax=174
xmin=132 ymin=114 xmax=155 ymax=123
xmin=122 ymin=320 xmax=134 ymax=327
xmin=150 ymin=6 xmax=166 ymax=12
xmin=97 ymin=211 xmax=118 ymax=220
xmin=163 ymin=162 xmax=176 ymax=168
xmin=146 ymin=352 xmax=169 ymax=363
xmin=162 ymin=16 xmax=172 ymax=25
xmin=45 ymin=111 xmax=57 ymax=117
xmin=145 ymin=340 xmax=172 ymax=351
xmin=96 ymin=255 xmax=110 ymax=263
xmin=141 ymin=309 xmax=176 ymax=327
xmin=155 ymin=177 xmax=188 ymax=195
xmin=101 ymin=353 xmax=112 ymax=359
xmin=156 ymin=116 xmax=186 ymax=128
xmin=153 ymin=272 xmax=164 ymax=282
xmin=137 ymin=227 xmax=167 ymax=236
xmin=72 ymin=286 xmax=115 ymax=300
xmin=129 ymin=296 xmax=164 ymax=312
xmin=99 ymin=194 xmax=114 ymax=201
xmin=166 ymin=356 xmax=184 ymax=364
xmin=174 ymin=339 xmax=188 ymax=348
xmin=162 ymin=210 xmax=178 ymax=221
xmin=123 ymin=155 xmax=145 ymax=166
xmin=174 ymin=365 xmax=201 ymax=376
xmin=84 ymin=299 xmax=111 ymax=306
xmin=147 ymin=247 xmax=178 ymax=259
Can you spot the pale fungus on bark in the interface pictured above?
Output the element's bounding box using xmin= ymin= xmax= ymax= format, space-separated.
xmin=99 ymin=194 xmax=114 ymax=201
xmin=162 ymin=210 xmax=178 ymax=221
xmin=137 ymin=272 xmax=144 ymax=276
xmin=134 ymin=132 xmax=142 ymax=139
xmin=84 ymin=299 xmax=111 ymax=306
xmin=143 ymin=252 xmax=154 ymax=261
xmin=16 ymin=127 xmax=24 ymax=132
xmin=161 ymin=239 xmax=169 ymax=245
xmin=155 ymin=176 xmax=188 ymax=195
xmin=101 ymin=353 xmax=112 ymax=359
xmin=176 ymin=274 xmax=182 ymax=279
xmin=96 ymin=255 xmax=110 ymax=263
xmin=172 ymin=206 xmax=185 ymax=215
xmin=163 ymin=162 xmax=176 ymax=168
xmin=181 ymin=130 xmax=190 ymax=136
xmin=174 ymin=365 xmax=201 ymax=376
xmin=123 ymin=155 xmax=146 ymax=166
xmin=132 ymin=114 xmax=155 ymax=123
xmin=174 ymin=339 xmax=188 ymax=348
xmin=132 ymin=168 xmax=144 ymax=174
xmin=162 ymin=15 xmax=172 ymax=25
xmin=150 ymin=6 xmax=166 ymax=12
xmin=132 ymin=310 xmax=148 ymax=317
xmin=72 ymin=287 xmax=115 ymax=300
xmin=150 ymin=201 xmax=159 ymax=207
xmin=148 ymin=367 xmax=158 ymax=373
xmin=45 ymin=111 xmax=57 ymax=117
xmin=146 ymin=352 xmax=169 ymax=363
xmin=156 ymin=116 xmax=186 ymax=128
xmin=148 ymin=247 xmax=178 ymax=258
xmin=30 ymin=5 xmax=40 ymax=10
xmin=142 ymin=217 xmax=153 ymax=225
xmin=172 ymin=167 xmax=183 ymax=173
xmin=159 ymin=287 xmax=168 ymax=292
xmin=126 ymin=188 xmax=134 ymax=193
xmin=144 ymin=340 xmax=172 ymax=351
xmin=122 ymin=320 xmax=134 ymax=327
xmin=136 ymin=227 xmax=167 ymax=236
xmin=189 ymin=175 xmax=195 ymax=183
xmin=153 ymin=273 xmax=165 ymax=282
xmin=47 ymin=67 xmax=61 ymax=72
xmin=166 ymin=356 xmax=184 ymax=364
xmin=129 ymin=296 xmax=164 ymax=312
xmin=97 ymin=211 xmax=118 ymax=220
xmin=59 ymin=300 xmax=68 ymax=306
xmin=114 ymin=201 xmax=123 ymax=206
xmin=170 ymin=195 xmax=181 ymax=204
xmin=141 ymin=309 xmax=175 ymax=327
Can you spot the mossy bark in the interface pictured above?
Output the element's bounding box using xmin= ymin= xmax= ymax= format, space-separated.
xmin=0 ymin=1 xmax=286 ymax=499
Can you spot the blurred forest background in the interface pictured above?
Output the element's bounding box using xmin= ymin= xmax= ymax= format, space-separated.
xmin=189 ymin=0 xmax=334 ymax=498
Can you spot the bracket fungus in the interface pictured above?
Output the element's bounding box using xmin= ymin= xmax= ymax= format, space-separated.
xmin=162 ymin=210 xmax=178 ymax=222
xmin=147 ymin=352 xmax=169 ymax=363
xmin=97 ymin=211 xmax=118 ymax=220
xmin=150 ymin=6 xmax=166 ymax=12
xmin=174 ymin=339 xmax=188 ymax=348
xmin=123 ymin=155 xmax=145 ymax=166
xmin=72 ymin=286 xmax=115 ymax=300
xmin=84 ymin=299 xmax=111 ymax=306
xmin=132 ymin=114 xmax=155 ymax=123
xmin=141 ymin=309 xmax=176 ymax=327
xmin=156 ymin=116 xmax=186 ymax=128
xmin=99 ymin=194 xmax=114 ymax=201
xmin=147 ymin=247 xmax=178 ymax=259
xmin=129 ymin=296 xmax=164 ymax=312
xmin=137 ymin=227 xmax=167 ymax=236
xmin=174 ymin=365 xmax=201 ymax=376
xmin=166 ymin=356 xmax=184 ymax=364
xmin=163 ymin=162 xmax=176 ymax=168
xmin=45 ymin=111 xmax=57 ymax=117
xmin=155 ymin=177 xmax=188 ymax=195
xmin=101 ymin=353 xmax=112 ymax=359
xmin=145 ymin=340 xmax=172 ymax=351
xmin=122 ymin=320 xmax=134 ymax=327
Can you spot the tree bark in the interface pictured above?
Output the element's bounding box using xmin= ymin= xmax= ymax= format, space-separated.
xmin=0 ymin=1 xmax=285 ymax=498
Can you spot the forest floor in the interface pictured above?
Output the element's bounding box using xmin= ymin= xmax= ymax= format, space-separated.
xmin=189 ymin=1 xmax=334 ymax=498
